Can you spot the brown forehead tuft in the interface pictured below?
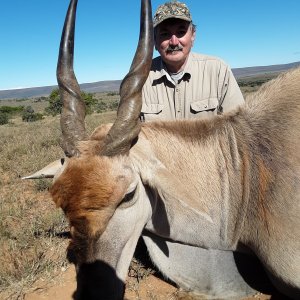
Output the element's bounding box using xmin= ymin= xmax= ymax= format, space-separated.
xmin=50 ymin=155 xmax=132 ymax=238
xmin=50 ymin=156 xmax=115 ymax=211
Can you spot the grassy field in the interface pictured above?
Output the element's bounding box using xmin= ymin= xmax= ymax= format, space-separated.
xmin=237 ymin=72 xmax=279 ymax=96
xmin=0 ymin=74 xmax=279 ymax=299
xmin=0 ymin=112 xmax=116 ymax=299
xmin=0 ymin=91 xmax=120 ymax=114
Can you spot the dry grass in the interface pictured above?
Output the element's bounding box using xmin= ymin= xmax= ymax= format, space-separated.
xmin=0 ymin=111 xmax=116 ymax=299
xmin=238 ymin=73 xmax=280 ymax=98
xmin=0 ymin=109 xmax=172 ymax=299
xmin=127 ymin=257 xmax=155 ymax=297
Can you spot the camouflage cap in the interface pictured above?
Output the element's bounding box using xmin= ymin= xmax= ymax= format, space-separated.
xmin=153 ymin=1 xmax=192 ymax=28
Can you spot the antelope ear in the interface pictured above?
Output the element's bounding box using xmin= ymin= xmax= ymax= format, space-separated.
xmin=22 ymin=158 xmax=66 ymax=179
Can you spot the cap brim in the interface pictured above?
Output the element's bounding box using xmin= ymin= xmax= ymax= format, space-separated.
xmin=154 ymin=16 xmax=192 ymax=28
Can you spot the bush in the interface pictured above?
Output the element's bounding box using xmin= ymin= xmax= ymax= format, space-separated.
xmin=96 ymin=101 xmax=109 ymax=113
xmin=45 ymin=89 xmax=98 ymax=115
xmin=108 ymin=100 xmax=119 ymax=111
xmin=107 ymin=91 xmax=118 ymax=96
xmin=45 ymin=89 xmax=61 ymax=116
xmin=22 ymin=106 xmax=43 ymax=122
xmin=0 ymin=112 xmax=9 ymax=125
xmin=95 ymin=99 xmax=119 ymax=113
xmin=82 ymin=92 xmax=98 ymax=114
xmin=34 ymin=179 xmax=51 ymax=192
xmin=0 ymin=106 xmax=24 ymax=114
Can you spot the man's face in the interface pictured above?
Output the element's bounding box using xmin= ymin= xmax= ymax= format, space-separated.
xmin=155 ymin=19 xmax=195 ymax=72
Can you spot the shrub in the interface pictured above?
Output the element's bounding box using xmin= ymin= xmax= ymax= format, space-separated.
xmin=107 ymin=91 xmax=118 ymax=96
xmin=95 ymin=99 xmax=119 ymax=113
xmin=0 ymin=106 xmax=24 ymax=114
xmin=108 ymin=99 xmax=119 ymax=111
xmin=16 ymin=98 xmax=30 ymax=102
xmin=0 ymin=112 xmax=9 ymax=125
xmin=96 ymin=100 xmax=109 ymax=113
xmin=22 ymin=106 xmax=43 ymax=122
xmin=82 ymin=92 xmax=98 ymax=114
xmin=44 ymin=89 xmax=61 ymax=116
xmin=34 ymin=179 xmax=51 ymax=192
xmin=45 ymin=89 xmax=98 ymax=115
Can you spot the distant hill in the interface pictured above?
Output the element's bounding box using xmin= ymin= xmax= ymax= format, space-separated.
xmin=1 ymin=61 xmax=299 ymax=100
xmin=0 ymin=80 xmax=122 ymax=100
xmin=232 ymin=61 xmax=300 ymax=78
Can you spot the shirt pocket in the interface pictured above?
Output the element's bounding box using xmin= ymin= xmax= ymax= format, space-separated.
xmin=190 ymin=98 xmax=219 ymax=118
xmin=140 ymin=104 xmax=163 ymax=122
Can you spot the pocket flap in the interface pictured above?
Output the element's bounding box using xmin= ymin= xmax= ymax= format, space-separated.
xmin=141 ymin=104 xmax=163 ymax=114
xmin=190 ymin=98 xmax=218 ymax=113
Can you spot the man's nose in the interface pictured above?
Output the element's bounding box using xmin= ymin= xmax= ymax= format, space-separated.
xmin=169 ymin=34 xmax=179 ymax=45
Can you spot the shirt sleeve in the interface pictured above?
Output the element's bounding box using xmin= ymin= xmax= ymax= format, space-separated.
xmin=218 ymin=65 xmax=244 ymax=114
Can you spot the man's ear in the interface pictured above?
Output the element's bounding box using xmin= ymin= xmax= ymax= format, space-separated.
xmin=154 ymin=34 xmax=158 ymax=51
xmin=192 ymin=30 xmax=196 ymax=42
xmin=191 ymin=30 xmax=196 ymax=45
xmin=154 ymin=27 xmax=160 ymax=51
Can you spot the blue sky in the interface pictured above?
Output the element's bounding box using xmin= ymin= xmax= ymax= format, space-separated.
xmin=0 ymin=0 xmax=299 ymax=90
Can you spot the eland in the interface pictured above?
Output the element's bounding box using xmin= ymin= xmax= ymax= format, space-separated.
xmin=25 ymin=0 xmax=300 ymax=299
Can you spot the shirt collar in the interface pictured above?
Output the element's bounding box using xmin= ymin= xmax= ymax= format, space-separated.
xmin=157 ymin=53 xmax=192 ymax=83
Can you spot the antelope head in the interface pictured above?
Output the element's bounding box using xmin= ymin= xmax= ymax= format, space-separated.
xmin=25 ymin=0 xmax=153 ymax=298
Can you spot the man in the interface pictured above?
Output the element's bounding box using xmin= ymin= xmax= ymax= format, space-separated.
xmin=141 ymin=0 xmax=244 ymax=121
xmin=139 ymin=3 xmax=250 ymax=296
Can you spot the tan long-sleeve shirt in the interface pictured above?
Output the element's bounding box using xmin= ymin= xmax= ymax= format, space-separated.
xmin=141 ymin=52 xmax=244 ymax=122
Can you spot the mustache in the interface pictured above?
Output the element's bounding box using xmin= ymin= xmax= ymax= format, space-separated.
xmin=166 ymin=45 xmax=183 ymax=53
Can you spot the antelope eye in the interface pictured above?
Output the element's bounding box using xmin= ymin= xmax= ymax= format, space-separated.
xmin=122 ymin=189 xmax=136 ymax=203
xmin=119 ymin=188 xmax=138 ymax=209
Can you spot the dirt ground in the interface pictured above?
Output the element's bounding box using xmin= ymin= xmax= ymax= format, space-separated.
xmin=21 ymin=239 xmax=284 ymax=300
xmin=21 ymin=240 xmax=284 ymax=300
xmin=23 ymin=265 xmax=178 ymax=300
xmin=23 ymin=264 xmax=276 ymax=300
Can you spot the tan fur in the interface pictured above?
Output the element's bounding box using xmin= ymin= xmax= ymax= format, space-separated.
xmin=257 ymin=157 xmax=273 ymax=234
xmin=50 ymin=154 xmax=132 ymax=239
xmin=45 ymin=67 xmax=300 ymax=298
xmin=52 ymin=67 xmax=300 ymax=244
